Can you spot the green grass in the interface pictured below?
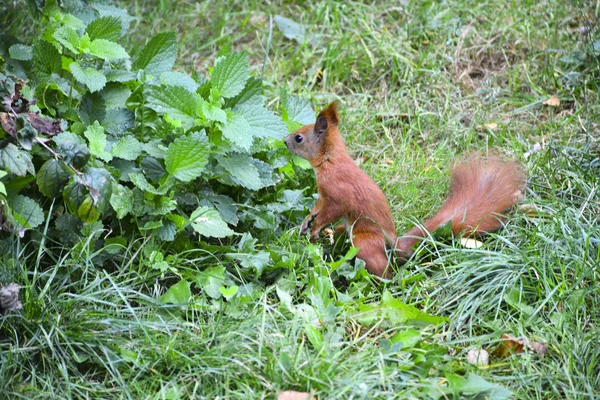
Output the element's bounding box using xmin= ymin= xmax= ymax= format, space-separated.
xmin=1 ymin=0 xmax=599 ymax=398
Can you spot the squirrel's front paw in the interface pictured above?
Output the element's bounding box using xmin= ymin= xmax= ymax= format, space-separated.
xmin=300 ymin=212 xmax=318 ymax=235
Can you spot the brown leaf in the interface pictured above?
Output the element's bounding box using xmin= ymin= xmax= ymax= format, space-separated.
xmin=492 ymin=333 xmax=548 ymax=358
xmin=543 ymin=95 xmax=560 ymax=107
xmin=27 ymin=113 xmax=62 ymax=136
xmin=0 ymin=112 xmax=17 ymax=136
xmin=278 ymin=391 xmax=314 ymax=400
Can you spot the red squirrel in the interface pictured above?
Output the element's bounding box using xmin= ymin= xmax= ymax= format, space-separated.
xmin=284 ymin=102 xmax=526 ymax=278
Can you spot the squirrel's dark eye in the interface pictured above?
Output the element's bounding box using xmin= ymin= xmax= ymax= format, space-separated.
xmin=294 ymin=135 xmax=303 ymax=143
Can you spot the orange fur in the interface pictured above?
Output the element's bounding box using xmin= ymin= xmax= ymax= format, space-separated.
xmin=284 ymin=103 xmax=526 ymax=278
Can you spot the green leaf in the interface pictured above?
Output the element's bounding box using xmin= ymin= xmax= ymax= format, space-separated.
xmin=53 ymin=26 xmax=80 ymax=54
xmin=63 ymin=180 xmax=87 ymax=214
xmin=201 ymin=101 xmax=227 ymax=123
xmin=84 ymin=121 xmax=112 ymax=161
xmin=85 ymin=16 xmax=122 ymax=41
xmin=9 ymin=44 xmax=33 ymax=61
xmin=274 ymin=15 xmax=307 ymax=44
xmin=190 ymin=206 xmax=234 ymax=238
xmin=0 ymin=143 xmax=34 ymax=176
xmin=355 ymin=291 xmax=448 ymax=326
xmin=219 ymin=285 xmax=239 ymax=300
xmin=160 ymin=71 xmax=199 ymax=93
xmin=32 ymin=40 xmax=61 ymax=78
xmin=82 ymin=168 xmax=113 ymax=212
xmin=193 ymin=266 xmax=226 ymax=299
xmin=133 ymin=32 xmax=177 ymax=76
xmin=219 ymin=111 xmax=253 ymax=151
xmin=283 ymin=95 xmax=315 ymax=125
xmin=211 ymin=52 xmax=250 ymax=99
xmin=70 ymin=62 xmax=107 ymax=93
xmin=0 ymin=170 xmax=6 ymax=196
xmin=36 ymin=159 xmax=70 ymax=198
xmin=216 ymin=153 xmax=263 ymax=190
xmin=103 ymin=108 xmax=134 ymax=135
xmin=165 ymin=131 xmax=210 ymax=182
xmin=54 ymin=132 xmax=91 ymax=169
xmin=236 ymin=103 xmax=288 ymax=140
xmin=145 ymin=85 xmax=201 ymax=130
xmin=110 ymin=182 xmax=133 ymax=218
xmin=129 ymin=172 xmax=169 ymax=195
xmin=10 ymin=194 xmax=44 ymax=229
xmin=226 ymin=77 xmax=263 ymax=107
xmin=89 ymin=39 xmax=129 ymax=60
xmin=111 ymin=136 xmax=142 ymax=160
xmin=77 ymin=196 xmax=101 ymax=223
xmin=159 ymin=280 xmax=191 ymax=305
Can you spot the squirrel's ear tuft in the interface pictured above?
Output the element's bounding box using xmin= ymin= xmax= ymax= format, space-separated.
xmin=315 ymin=102 xmax=339 ymax=135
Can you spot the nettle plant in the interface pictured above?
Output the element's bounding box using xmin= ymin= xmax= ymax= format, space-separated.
xmin=0 ymin=2 xmax=315 ymax=268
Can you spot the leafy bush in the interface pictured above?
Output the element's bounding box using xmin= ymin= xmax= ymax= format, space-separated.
xmin=0 ymin=1 xmax=315 ymax=275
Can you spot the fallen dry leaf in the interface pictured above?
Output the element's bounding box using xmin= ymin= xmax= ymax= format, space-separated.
xmin=543 ymin=95 xmax=560 ymax=107
xmin=323 ymin=228 xmax=335 ymax=245
xmin=466 ymin=348 xmax=489 ymax=367
xmin=459 ymin=238 xmax=483 ymax=249
xmin=492 ymin=333 xmax=548 ymax=358
xmin=278 ymin=391 xmax=314 ymax=400
xmin=519 ymin=204 xmax=539 ymax=215
xmin=0 ymin=283 xmax=23 ymax=314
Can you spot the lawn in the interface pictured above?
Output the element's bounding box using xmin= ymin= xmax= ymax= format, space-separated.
xmin=0 ymin=0 xmax=599 ymax=399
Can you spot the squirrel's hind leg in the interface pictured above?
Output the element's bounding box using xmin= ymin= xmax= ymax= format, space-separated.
xmin=352 ymin=232 xmax=391 ymax=278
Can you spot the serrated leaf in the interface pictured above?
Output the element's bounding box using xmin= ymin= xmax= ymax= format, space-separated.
xmin=159 ymin=71 xmax=199 ymax=93
xmin=165 ymin=131 xmax=210 ymax=182
xmin=103 ymin=107 xmax=134 ymax=135
xmin=141 ymin=156 xmax=166 ymax=181
xmin=129 ymin=172 xmax=169 ymax=195
xmin=84 ymin=121 xmax=112 ymax=161
xmin=211 ymin=52 xmax=249 ymax=99
xmin=284 ymin=95 xmax=315 ymax=125
xmin=32 ymin=40 xmax=62 ymax=78
xmin=110 ymin=182 xmax=133 ymax=218
xmin=159 ymin=280 xmax=191 ymax=305
xmin=216 ymin=153 xmax=263 ymax=190
xmin=190 ymin=206 xmax=234 ymax=238
xmin=37 ymin=159 xmax=70 ymax=198
xmin=89 ymin=39 xmax=129 ymax=60
xmin=70 ymin=62 xmax=107 ymax=93
xmin=157 ymin=221 xmax=177 ymax=241
xmin=145 ymin=85 xmax=200 ymax=130
xmin=10 ymin=194 xmax=44 ymax=229
xmin=9 ymin=44 xmax=33 ymax=61
xmin=219 ymin=111 xmax=253 ymax=151
xmin=0 ymin=143 xmax=34 ymax=176
xmin=236 ymin=103 xmax=288 ymax=140
xmin=53 ymin=26 xmax=80 ymax=54
xmin=134 ymin=32 xmax=177 ymax=76
xmin=201 ymin=101 xmax=227 ymax=123
xmin=226 ymin=77 xmax=263 ymax=107
xmin=86 ymin=16 xmax=122 ymax=41
xmin=104 ymin=70 xmax=135 ymax=84
xmin=111 ymin=136 xmax=142 ymax=160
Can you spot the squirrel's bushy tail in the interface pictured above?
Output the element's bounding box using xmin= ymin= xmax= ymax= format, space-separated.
xmin=396 ymin=156 xmax=526 ymax=258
